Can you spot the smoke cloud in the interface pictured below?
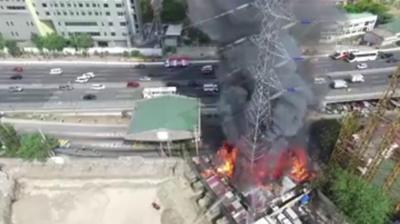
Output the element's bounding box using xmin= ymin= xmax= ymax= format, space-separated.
xmin=186 ymin=0 xmax=343 ymax=148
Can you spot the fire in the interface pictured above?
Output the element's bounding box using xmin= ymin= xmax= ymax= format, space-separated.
xmin=216 ymin=143 xmax=238 ymax=178
xmin=288 ymin=149 xmax=312 ymax=183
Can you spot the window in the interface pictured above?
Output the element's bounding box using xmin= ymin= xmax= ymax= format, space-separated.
xmin=104 ymin=32 xmax=107 ymax=36
xmin=122 ymin=32 xmax=127 ymax=36
xmin=54 ymin=3 xmax=58 ymax=7
xmin=31 ymin=21 xmax=34 ymax=26
xmin=15 ymin=32 xmax=19 ymax=37
xmin=117 ymin=12 xmax=123 ymax=16
xmin=61 ymin=32 xmax=65 ymax=36
xmin=57 ymin=11 xmax=60 ymax=15
xmin=94 ymin=12 xmax=98 ymax=16
xmin=78 ymin=3 xmax=83 ymax=7
xmin=6 ymin=21 xmax=9 ymax=26
xmin=65 ymin=22 xmax=97 ymax=26
xmin=88 ymin=11 xmax=92 ymax=15
xmin=76 ymin=12 xmax=79 ymax=15
xmin=6 ymin=5 xmax=26 ymax=10
xmin=42 ymin=3 xmax=47 ymax=7
xmin=116 ymin=3 xmax=122 ymax=7
xmin=63 ymin=11 xmax=67 ymax=15
xmin=111 ymin=32 xmax=115 ymax=36
xmin=105 ymin=11 xmax=110 ymax=16
xmin=104 ymin=3 xmax=108 ymax=7
xmin=120 ymin=22 xmax=126 ymax=26
xmin=70 ymin=11 xmax=74 ymax=15
xmin=67 ymin=3 xmax=71 ymax=7
xmin=10 ymin=21 xmax=14 ymax=26
xmin=108 ymin=22 xmax=113 ymax=26
xmin=60 ymin=3 xmax=64 ymax=7
xmin=86 ymin=3 xmax=89 ymax=7
xmin=92 ymin=3 xmax=96 ymax=7
xmin=58 ymin=21 xmax=61 ymax=25
xmin=81 ymin=11 xmax=85 ymax=16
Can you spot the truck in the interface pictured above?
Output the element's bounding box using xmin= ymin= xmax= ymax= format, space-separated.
xmin=331 ymin=79 xmax=348 ymax=89
xmin=348 ymin=73 xmax=365 ymax=83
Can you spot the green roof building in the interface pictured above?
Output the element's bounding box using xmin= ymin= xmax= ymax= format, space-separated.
xmin=125 ymin=95 xmax=201 ymax=142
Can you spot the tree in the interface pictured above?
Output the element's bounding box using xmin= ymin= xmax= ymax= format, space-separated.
xmin=42 ymin=33 xmax=67 ymax=51
xmin=310 ymin=119 xmax=341 ymax=162
xmin=330 ymin=168 xmax=392 ymax=224
xmin=69 ymin=33 xmax=93 ymax=50
xmin=31 ymin=33 xmax=44 ymax=50
xmin=0 ymin=34 xmax=5 ymax=50
xmin=0 ymin=124 xmax=20 ymax=156
xmin=140 ymin=0 xmax=154 ymax=23
xmin=17 ymin=133 xmax=58 ymax=161
xmin=161 ymin=0 xmax=186 ymax=23
xmin=5 ymin=40 xmax=22 ymax=57
xmin=343 ymin=0 xmax=393 ymax=24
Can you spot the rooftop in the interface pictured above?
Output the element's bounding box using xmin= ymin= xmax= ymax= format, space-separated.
xmin=347 ymin=12 xmax=377 ymax=20
xmin=165 ymin=24 xmax=183 ymax=36
xmin=382 ymin=17 xmax=400 ymax=34
xmin=126 ymin=95 xmax=200 ymax=141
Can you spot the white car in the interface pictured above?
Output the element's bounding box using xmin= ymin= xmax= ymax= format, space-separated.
xmin=81 ymin=72 xmax=95 ymax=79
xmin=356 ymin=63 xmax=368 ymax=70
xmin=90 ymin=83 xmax=106 ymax=90
xmin=49 ymin=68 xmax=63 ymax=75
xmin=139 ymin=76 xmax=151 ymax=81
xmin=313 ymin=77 xmax=326 ymax=84
xmin=75 ymin=77 xmax=89 ymax=83
xmin=8 ymin=86 xmax=23 ymax=92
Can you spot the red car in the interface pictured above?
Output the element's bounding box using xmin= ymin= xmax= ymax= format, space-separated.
xmin=127 ymin=81 xmax=140 ymax=88
xmin=13 ymin=67 xmax=23 ymax=73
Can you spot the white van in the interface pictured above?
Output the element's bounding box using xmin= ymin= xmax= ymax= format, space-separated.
xmin=349 ymin=73 xmax=365 ymax=83
xmin=331 ymin=79 xmax=348 ymax=89
xmin=49 ymin=68 xmax=63 ymax=75
xmin=203 ymin=83 xmax=219 ymax=92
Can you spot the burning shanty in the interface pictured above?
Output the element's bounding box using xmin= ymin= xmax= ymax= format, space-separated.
xmin=188 ymin=143 xmax=315 ymax=224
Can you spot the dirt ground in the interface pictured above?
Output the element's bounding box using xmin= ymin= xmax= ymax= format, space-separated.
xmin=0 ymin=157 xmax=208 ymax=224
xmin=12 ymin=178 xmax=162 ymax=224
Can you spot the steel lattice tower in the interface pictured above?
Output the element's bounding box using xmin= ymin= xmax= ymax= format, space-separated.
xmin=240 ymin=0 xmax=296 ymax=167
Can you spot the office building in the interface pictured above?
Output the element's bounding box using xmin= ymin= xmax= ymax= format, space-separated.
xmin=0 ymin=0 xmax=142 ymax=47
xmin=320 ymin=12 xmax=377 ymax=43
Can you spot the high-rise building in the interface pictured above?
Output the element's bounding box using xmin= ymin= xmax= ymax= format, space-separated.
xmin=0 ymin=0 xmax=142 ymax=47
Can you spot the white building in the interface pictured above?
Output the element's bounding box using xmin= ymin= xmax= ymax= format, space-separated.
xmin=320 ymin=12 xmax=378 ymax=43
xmin=363 ymin=18 xmax=400 ymax=47
xmin=0 ymin=0 xmax=142 ymax=47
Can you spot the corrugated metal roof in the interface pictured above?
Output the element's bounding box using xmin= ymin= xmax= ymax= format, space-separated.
xmin=128 ymin=95 xmax=199 ymax=138
xmin=383 ymin=18 xmax=400 ymax=34
xmin=165 ymin=24 xmax=183 ymax=36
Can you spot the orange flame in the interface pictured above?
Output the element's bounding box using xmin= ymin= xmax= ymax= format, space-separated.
xmin=289 ymin=149 xmax=311 ymax=183
xmin=216 ymin=143 xmax=238 ymax=178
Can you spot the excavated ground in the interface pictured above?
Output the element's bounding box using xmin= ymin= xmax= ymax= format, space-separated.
xmin=0 ymin=157 xmax=208 ymax=224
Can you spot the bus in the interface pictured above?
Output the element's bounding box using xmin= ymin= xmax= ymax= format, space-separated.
xmin=345 ymin=50 xmax=379 ymax=63
xmin=142 ymin=87 xmax=177 ymax=99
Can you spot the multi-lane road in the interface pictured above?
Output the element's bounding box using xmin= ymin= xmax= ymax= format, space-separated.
xmin=0 ymin=63 xmax=219 ymax=110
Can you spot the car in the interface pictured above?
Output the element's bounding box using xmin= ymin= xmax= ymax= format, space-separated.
xmin=201 ymin=65 xmax=214 ymax=74
xmin=188 ymin=80 xmax=201 ymax=87
xmin=139 ymin=76 xmax=151 ymax=81
xmin=59 ymin=84 xmax=73 ymax=90
xmin=10 ymin=74 xmax=22 ymax=80
xmin=81 ymin=72 xmax=95 ymax=79
xmin=90 ymin=83 xmax=106 ymax=90
xmin=134 ymin=64 xmax=146 ymax=69
xmin=386 ymin=58 xmax=399 ymax=63
xmin=127 ymin=81 xmax=140 ymax=88
xmin=49 ymin=68 xmax=63 ymax=75
xmin=8 ymin=86 xmax=23 ymax=92
xmin=380 ymin=53 xmax=394 ymax=59
xmin=313 ymin=77 xmax=326 ymax=84
xmin=356 ymin=63 xmax=368 ymax=70
xmin=13 ymin=67 xmax=23 ymax=73
xmin=166 ymin=82 xmax=180 ymax=87
xmin=83 ymin=94 xmax=96 ymax=100
xmin=164 ymin=57 xmax=190 ymax=68
xmin=75 ymin=77 xmax=89 ymax=83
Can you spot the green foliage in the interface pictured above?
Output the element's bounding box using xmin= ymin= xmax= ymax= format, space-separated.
xmin=343 ymin=0 xmax=393 ymax=24
xmin=330 ymin=168 xmax=392 ymax=224
xmin=31 ymin=33 xmax=44 ymax=50
xmin=130 ymin=50 xmax=142 ymax=57
xmin=0 ymin=34 xmax=5 ymax=50
xmin=69 ymin=33 xmax=93 ymax=50
xmin=42 ymin=33 xmax=67 ymax=51
xmin=0 ymin=124 xmax=20 ymax=156
xmin=187 ymin=28 xmax=211 ymax=44
xmin=310 ymin=119 xmax=341 ymax=162
xmin=5 ymin=40 xmax=22 ymax=57
xmin=161 ymin=0 xmax=186 ymax=23
xmin=140 ymin=0 xmax=154 ymax=23
xmin=17 ymin=133 xmax=58 ymax=161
